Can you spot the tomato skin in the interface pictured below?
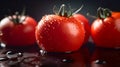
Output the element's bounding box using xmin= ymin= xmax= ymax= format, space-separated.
xmin=0 ymin=16 xmax=37 ymax=46
xmin=36 ymin=15 xmax=85 ymax=52
xmin=91 ymin=12 xmax=120 ymax=48
xmin=73 ymin=14 xmax=91 ymax=44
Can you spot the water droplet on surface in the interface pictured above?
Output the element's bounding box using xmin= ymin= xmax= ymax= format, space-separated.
xmin=0 ymin=43 xmax=6 ymax=48
xmin=62 ymin=58 xmax=74 ymax=63
xmin=94 ymin=60 xmax=106 ymax=64
xmin=6 ymin=51 xmax=15 ymax=55
xmin=0 ymin=57 xmax=8 ymax=61
xmin=40 ymin=36 xmax=43 ymax=39
xmin=17 ymin=53 xmax=23 ymax=57
xmin=40 ymin=50 xmax=47 ymax=56
xmin=6 ymin=51 xmax=17 ymax=59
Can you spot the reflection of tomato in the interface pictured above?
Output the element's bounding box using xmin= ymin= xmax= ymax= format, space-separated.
xmin=91 ymin=7 xmax=120 ymax=48
xmin=73 ymin=14 xmax=91 ymax=44
xmin=41 ymin=50 xmax=86 ymax=67
xmin=91 ymin=48 xmax=120 ymax=67
xmin=0 ymin=14 xmax=37 ymax=46
xmin=36 ymin=4 xmax=85 ymax=52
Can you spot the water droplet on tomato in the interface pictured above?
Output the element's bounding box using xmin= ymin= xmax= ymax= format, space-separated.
xmin=94 ymin=60 xmax=106 ymax=64
xmin=52 ymin=27 xmax=55 ymax=30
xmin=47 ymin=24 xmax=50 ymax=28
xmin=40 ymin=36 xmax=43 ymax=39
xmin=62 ymin=58 xmax=74 ymax=63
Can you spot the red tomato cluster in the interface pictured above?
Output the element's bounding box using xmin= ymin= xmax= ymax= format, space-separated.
xmin=0 ymin=4 xmax=120 ymax=52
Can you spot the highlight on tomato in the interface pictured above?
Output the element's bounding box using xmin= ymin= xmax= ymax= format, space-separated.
xmin=36 ymin=4 xmax=86 ymax=52
xmin=91 ymin=7 xmax=120 ymax=48
xmin=0 ymin=11 xmax=37 ymax=47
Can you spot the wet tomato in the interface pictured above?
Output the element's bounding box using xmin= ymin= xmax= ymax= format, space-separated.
xmin=91 ymin=7 xmax=120 ymax=48
xmin=36 ymin=4 xmax=85 ymax=52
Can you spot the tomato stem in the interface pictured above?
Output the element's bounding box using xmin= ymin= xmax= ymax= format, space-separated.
xmin=8 ymin=9 xmax=27 ymax=24
xmin=97 ymin=7 xmax=111 ymax=19
xmin=58 ymin=4 xmax=68 ymax=17
xmin=72 ymin=5 xmax=84 ymax=15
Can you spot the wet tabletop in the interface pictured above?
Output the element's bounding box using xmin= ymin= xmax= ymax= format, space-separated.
xmin=0 ymin=42 xmax=120 ymax=67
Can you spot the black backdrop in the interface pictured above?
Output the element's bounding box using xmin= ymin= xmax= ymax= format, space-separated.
xmin=0 ymin=0 xmax=120 ymax=23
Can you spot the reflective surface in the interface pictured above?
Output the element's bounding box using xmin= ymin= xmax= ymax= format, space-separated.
xmin=0 ymin=42 xmax=120 ymax=67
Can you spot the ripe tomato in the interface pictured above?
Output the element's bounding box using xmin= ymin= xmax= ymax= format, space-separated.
xmin=36 ymin=4 xmax=85 ymax=52
xmin=0 ymin=13 xmax=37 ymax=47
xmin=91 ymin=7 xmax=120 ymax=48
xmin=73 ymin=14 xmax=90 ymax=44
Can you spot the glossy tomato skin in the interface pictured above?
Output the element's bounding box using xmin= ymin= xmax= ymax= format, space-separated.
xmin=91 ymin=12 xmax=120 ymax=48
xmin=73 ymin=14 xmax=91 ymax=44
xmin=0 ymin=16 xmax=37 ymax=46
xmin=36 ymin=15 xmax=85 ymax=52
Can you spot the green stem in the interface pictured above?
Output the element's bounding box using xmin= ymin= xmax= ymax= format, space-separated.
xmin=97 ymin=7 xmax=112 ymax=19
xmin=58 ymin=4 xmax=72 ymax=17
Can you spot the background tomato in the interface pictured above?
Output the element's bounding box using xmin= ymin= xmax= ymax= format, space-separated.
xmin=91 ymin=8 xmax=120 ymax=48
xmin=73 ymin=14 xmax=91 ymax=44
xmin=0 ymin=14 xmax=37 ymax=47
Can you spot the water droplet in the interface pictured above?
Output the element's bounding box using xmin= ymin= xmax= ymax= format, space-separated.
xmin=40 ymin=36 xmax=43 ymax=39
xmin=47 ymin=24 xmax=50 ymax=28
xmin=6 ymin=51 xmax=15 ymax=55
xmin=6 ymin=51 xmax=17 ymax=59
xmin=40 ymin=50 xmax=47 ymax=56
xmin=0 ymin=57 xmax=8 ymax=61
xmin=0 ymin=43 xmax=6 ymax=48
xmin=17 ymin=52 xmax=23 ymax=57
xmin=95 ymin=60 xmax=106 ymax=64
xmin=57 ymin=22 xmax=60 ymax=25
xmin=0 ymin=31 xmax=3 ymax=36
xmin=52 ymin=27 xmax=55 ymax=30
xmin=62 ymin=58 xmax=74 ymax=63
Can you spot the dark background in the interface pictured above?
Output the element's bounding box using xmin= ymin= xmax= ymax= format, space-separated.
xmin=0 ymin=0 xmax=120 ymax=24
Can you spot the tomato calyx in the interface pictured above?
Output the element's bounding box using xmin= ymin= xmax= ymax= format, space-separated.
xmin=8 ymin=10 xmax=27 ymax=24
xmin=97 ymin=7 xmax=112 ymax=19
xmin=54 ymin=4 xmax=83 ymax=17
xmin=57 ymin=4 xmax=72 ymax=17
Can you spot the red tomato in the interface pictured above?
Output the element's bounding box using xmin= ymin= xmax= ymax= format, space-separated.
xmin=36 ymin=4 xmax=86 ymax=52
xmin=36 ymin=14 xmax=85 ymax=52
xmin=91 ymin=7 xmax=120 ymax=48
xmin=73 ymin=14 xmax=91 ymax=44
xmin=0 ymin=14 xmax=37 ymax=47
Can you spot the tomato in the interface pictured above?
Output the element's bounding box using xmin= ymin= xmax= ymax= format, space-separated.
xmin=0 ymin=13 xmax=37 ymax=47
xmin=36 ymin=4 xmax=85 ymax=52
xmin=91 ymin=7 xmax=120 ymax=48
xmin=73 ymin=14 xmax=91 ymax=44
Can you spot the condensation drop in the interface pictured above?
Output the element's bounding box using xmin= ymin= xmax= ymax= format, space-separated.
xmin=40 ymin=50 xmax=47 ymax=56
xmin=94 ymin=60 xmax=106 ymax=64
xmin=62 ymin=58 xmax=74 ymax=63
